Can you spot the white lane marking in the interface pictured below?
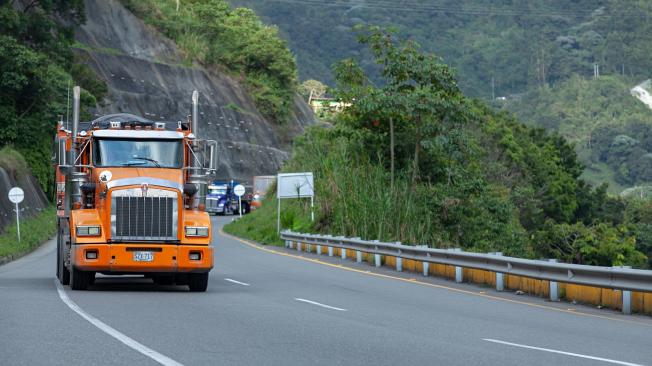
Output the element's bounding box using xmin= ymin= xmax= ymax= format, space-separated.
xmin=483 ymin=339 xmax=644 ymax=366
xmin=224 ymin=278 xmax=250 ymax=286
xmin=294 ymin=298 xmax=347 ymax=312
xmin=54 ymin=279 xmax=183 ymax=366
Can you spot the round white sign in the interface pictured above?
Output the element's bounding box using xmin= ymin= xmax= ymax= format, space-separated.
xmin=8 ymin=187 xmax=24 ymax=204
xmin=234 ymin=184 xmax=245 ymax=197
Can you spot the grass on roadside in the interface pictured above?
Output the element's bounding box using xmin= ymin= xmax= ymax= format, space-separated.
xmin=223 ymin=194 xmax=314 ymax=246
xmin=0 ymin=206 xmax=56 ymax=258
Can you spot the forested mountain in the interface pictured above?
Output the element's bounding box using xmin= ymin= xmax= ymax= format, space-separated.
xmin=228 ymin=0 xmax=652 ymax=191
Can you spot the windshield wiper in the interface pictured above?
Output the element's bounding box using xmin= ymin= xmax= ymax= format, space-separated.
xmin=125 ymin=157 xmax=161 ymax=167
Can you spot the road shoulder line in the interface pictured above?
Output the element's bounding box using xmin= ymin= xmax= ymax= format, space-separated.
xmin=54 ymin=279 xmax=184 ymax=366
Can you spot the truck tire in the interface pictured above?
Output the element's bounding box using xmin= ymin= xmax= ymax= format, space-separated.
xmin=57 ymin=231 xmax=70 ymax=285
xmin=71 ymin=267 xmax=92 ymax=290
xmin=188 ymin=273 xmax=208 ymax=292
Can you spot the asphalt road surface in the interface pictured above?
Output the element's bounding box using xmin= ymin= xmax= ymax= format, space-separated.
xmin=1 ymin=216 xmax=651 ymax=366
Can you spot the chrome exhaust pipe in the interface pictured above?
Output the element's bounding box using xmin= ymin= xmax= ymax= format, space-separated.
xmin=191 ymin=90 xmax=199 ymax=135
xmin=70 ymin=86 xmax=86 ymax=206
xmin=188 ymin=90 xmax=206 ymax=209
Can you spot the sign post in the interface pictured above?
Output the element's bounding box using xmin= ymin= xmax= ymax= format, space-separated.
xmin=8 ymin=187 xmax=25 ymax=242
xmin=234 ymin=184 xmax=245 ymax=218
xmin=277 ymin=173 xmax=314 ymax=233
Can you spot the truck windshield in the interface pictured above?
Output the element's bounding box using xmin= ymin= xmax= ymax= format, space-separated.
xmin=209 ymin=186 xmax=227 ymax=195
xmin=94 ymin=138 xmax=183 ymax=168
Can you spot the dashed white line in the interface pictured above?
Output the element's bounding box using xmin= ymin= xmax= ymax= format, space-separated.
xmin=55 ymin=279 xmax=184 ymax=366
xmin=224 ymin=278 xmax=250 ymax=286
xmin=483 ymin=339 xmax=643 ymax=366
xmin=294 ymin=298 xmax=347 ymax=312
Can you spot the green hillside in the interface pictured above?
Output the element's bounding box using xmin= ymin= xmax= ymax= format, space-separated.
xmin=227 ymin=28 xmax=652 ymax=268
xmin=0 ymin=1 xmax=106 ymax=197
xmin=506 ymin=75 xmax=652 ymax=191
xmin=228 ymin=0 xmax=652 ymax=192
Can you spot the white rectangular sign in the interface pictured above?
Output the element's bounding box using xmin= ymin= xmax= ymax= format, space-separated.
xmin=277 ymin=172 xmax=314 ymax=199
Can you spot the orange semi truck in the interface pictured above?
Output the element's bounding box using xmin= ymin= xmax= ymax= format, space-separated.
xmin=54 ymin=87 xmax=217 ymax=291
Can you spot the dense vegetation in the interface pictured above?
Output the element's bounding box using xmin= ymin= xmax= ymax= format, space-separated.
xmin=0 ymin=0 xmax=107 ymax=197
xmin=120 ymin=0 xmax=298 ymax=123
xmin=227 ymin=28 xmax=652 ymax=268
xmin=228 ymin=0 xmax=652 ymax=192
xmin=507 ymin=75 xmax=652 ymax=191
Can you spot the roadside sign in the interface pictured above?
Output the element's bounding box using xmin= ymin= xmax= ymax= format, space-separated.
xmin=277 ymin=172 xmax=315 ymax=233
xmin=8 ymin=187 xmax=24 ymax=242
xmin=233 ymin=184 xmax=245 ymax=219
xmin=234 ymin=184 xmax=245 ymax=197
xmin=8 ymin=187 xmax=24 ymax=203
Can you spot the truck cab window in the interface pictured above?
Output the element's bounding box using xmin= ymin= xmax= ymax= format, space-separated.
xmin=94 ymin=138 xmax=183 ymax=168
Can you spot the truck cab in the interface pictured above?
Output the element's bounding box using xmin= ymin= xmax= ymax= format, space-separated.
xmin=206 ymin=180 xmax=250 ymax=215
xmin=54 ymin=88 xmax=217 ymax=291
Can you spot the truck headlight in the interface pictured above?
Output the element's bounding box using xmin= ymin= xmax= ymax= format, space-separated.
xmin=77 ymin=225 xmax=101 ymax=236
xmin=218 ymin=203 xmax=224 ymax=207
xmin=185 ymin=226 xmax=209 ymax=237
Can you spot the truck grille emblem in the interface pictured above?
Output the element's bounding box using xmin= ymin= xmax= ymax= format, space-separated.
xmin=141 ymin=183 xmax=148 ymax=197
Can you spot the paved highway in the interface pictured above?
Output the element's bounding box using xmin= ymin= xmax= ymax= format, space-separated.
xmin=1 ymin=216 xmax=651 ymax=366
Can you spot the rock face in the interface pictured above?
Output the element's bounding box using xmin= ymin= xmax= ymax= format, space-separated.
xmin=75 ymin=0 xmax=315 ymax=184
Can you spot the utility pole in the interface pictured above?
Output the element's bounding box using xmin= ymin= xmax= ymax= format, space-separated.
xmin=176 ymin=0 xmax=180 ymax=12
xmin=491 ymin=77 xmax=495 ymax=100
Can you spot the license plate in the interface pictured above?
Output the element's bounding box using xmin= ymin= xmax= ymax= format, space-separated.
xmin=133 ymin=251 xmax=153 ymax=262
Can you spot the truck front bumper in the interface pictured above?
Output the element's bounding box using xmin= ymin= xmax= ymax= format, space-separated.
xmin=72 ymin=244 xmax=213 ymax=273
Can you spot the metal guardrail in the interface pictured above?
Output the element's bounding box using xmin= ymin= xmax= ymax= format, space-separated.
xmin=280 ymin=231 xmax=652 ymax=315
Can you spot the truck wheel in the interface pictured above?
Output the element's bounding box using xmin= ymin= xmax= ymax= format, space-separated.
xmin=58 ymin=233 xmax=70 ymax=285
xmin=188 ymin=273 xmax=208 ymax=292
xmin=70 ymin=267 xmax=91 ymax=290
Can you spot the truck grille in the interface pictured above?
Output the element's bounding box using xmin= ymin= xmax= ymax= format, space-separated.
xmin=206 ymin=197 xmax=219 ymax=210
xmin=111 ymin=188 xmax=178 ymax=241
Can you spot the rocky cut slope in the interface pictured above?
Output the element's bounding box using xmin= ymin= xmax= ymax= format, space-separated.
xmin=74 ymin=0 xmax=315 ymax=183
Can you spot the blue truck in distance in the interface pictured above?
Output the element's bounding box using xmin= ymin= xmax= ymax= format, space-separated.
xmin=205 ymin=180 xmax=251 ymax=215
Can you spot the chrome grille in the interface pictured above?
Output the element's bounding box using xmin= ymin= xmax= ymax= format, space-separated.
xmin=206 ymin=197 xmax=219 ymax=210
xmin=111 ymin=188 xmax=178 ymax=241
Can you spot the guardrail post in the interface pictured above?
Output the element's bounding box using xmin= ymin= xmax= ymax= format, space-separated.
xmin=356 ymin=250 xmax=362 ymax=263
xmin=495 ymin=252 xmax=504 ymax=291
xmin=547 ymin=259 xmax=559 ymax=301
xmin=619 ymin=266 xmax=632 ymax=315
xmin=454 ymin=248 xmax=463 ymax=283
xmin=372 ymin=240 xmax=381 ymax=267
xmin=395 ymin=242 xmax=402 ymax=272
